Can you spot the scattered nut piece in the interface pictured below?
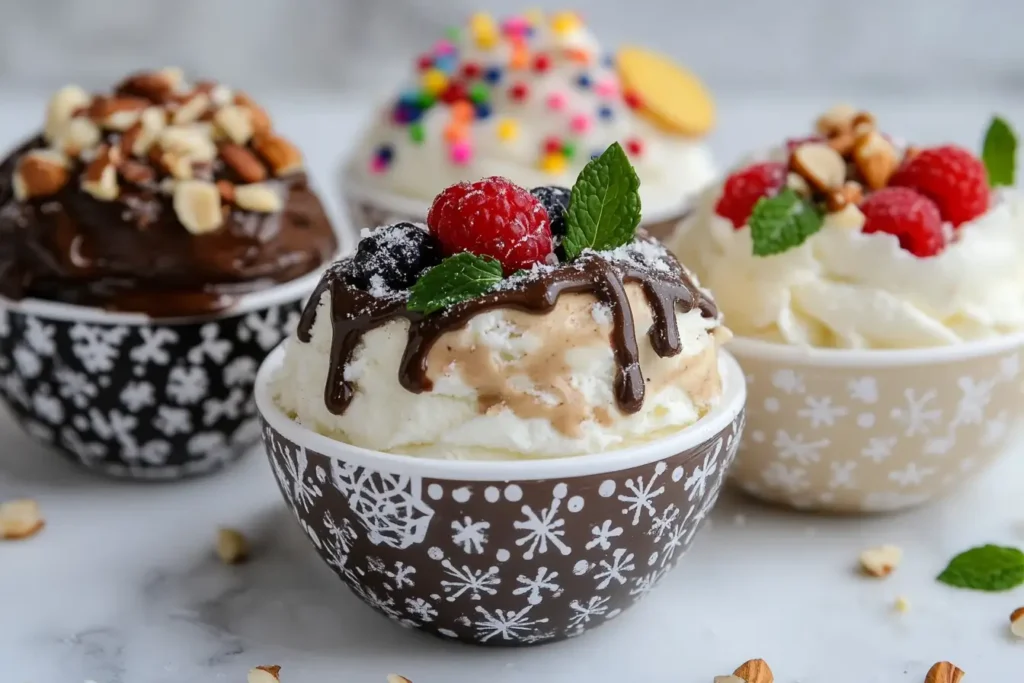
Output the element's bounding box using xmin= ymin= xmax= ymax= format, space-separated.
xmin=209 ymin=84 xmax=234 ymax=107
xmin=733 ymin=658 xmax=773 ymax=683
xmin=159 ymin=125 xmax=217 ymax=163
xmin=117 ymin=68 xmax=180 ymax=102
xmin=852 ymin=111 xmax=876 ymax=137
xmin=859 ymin=544 xmax=903 ymax=577
xmin=216 ymin=179 xmax=236 ymax=203
xmin=173 ymin=92 xmax=211 ymax=125
xmin=253 ymin=134 xmax=303 ymax=176
xmin=0 ymin=499 xmax=45 ymax=539
xmin=785 ymin=172 xmax=811 ymax=197
xmin=924 ymin=661 xmax=964 ymax=683
xmin=220 ymin=143 xmax=267 ymax=183
xmin=825 ymin=181 xmax=864 ymax=213
xmin=714 ymin=677 xmax=746 ymax=683
xmin=386 ymin=676 xmax=411 ymax=683
xmin=213 ymin=105 xmax=255 ymax=145
xmin=235 ymin=183 xmax=283 ymax=213
xmin=82 ymin=145 xmax=120 ymax=201
xmin=853 ymin=131 xmax=899 ymax=190
xmin=815 ymin=103 xmax=856 ymax=137
xmin=88 ymin=96 xmax=149 ymax=130
xmin=894 ymin=595 xmax=911 ymax=613
xmin=247 ymin=666 xmax=281 ymax=683
xmin=173 ymin=180 xmax=223 ymax=234
xmin=53 ymin=116 xmax=101 ymax=157
xmin=44 ymin=85 xmax=92 ymax=143
xmin=790 ymin=142 xmax=846 ymax=193
xmin=826 ymin=131 xmax=856 ymax=156
xmin=1010 ymin=607 xmax=1024 ymax=638
xmin=216 ymin=527 xmax=249 ymax=564
xmin=14 ymin=150 xmax=70 ymax=200
xmin=160 ymin=151 xmax=193 ymax=180
xmin=159 ymin=67 xmax=186 ymax=93
xmin=234 ymin=91 xmax=272 ymax=137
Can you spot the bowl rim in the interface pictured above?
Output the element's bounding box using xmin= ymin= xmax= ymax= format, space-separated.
xmin=254 ymin=343 xmax=747 ymax=481
xmin=337 ymin=161 xmax=700 ymax=226
xmin=726 ymin=330 xmax=1024 ymax=367
xmin=0 ymin=246 xmax=351 ymax=326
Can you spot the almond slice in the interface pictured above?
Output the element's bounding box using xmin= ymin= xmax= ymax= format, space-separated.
xmin=253 ymin=134 xmax=302 ymax=176
xmin=213 ymin=105 xmax=255 ymax=145
xmin=790 ymin=142 xmax=846 ymax=193
xmin=733 ymin=659 xmax=773 ymax=683
xmin=853 ymin=130 xmax=899 ymax=190
xmin=234 ymin=91 xmax=272 ymax=137
xmin=216 ymin=179 xmax=236 ymax=203
xmin=14 ymin=150 xmax=70 ymax=200
xmin=247 ymin=666 xmax=281 ymax=683
xmin=53 ymin=117 xmax=101 ymax=157
xmin=173 ymin=180 xmax=223 ymax=234
xmin=44 ymin=85 xmax=92 ymax=143
xmin=159 ymin=124 xmax=217 ymax=163
xmin=219 ymin=143 xmax=267 ymax=183
xmin=924 ymin=661 xmax=964 ymax=683
xmin=1010 ymin=607 xmax=1024 ymax=638
xmin=386 ymin=677 xmax=411 ymax=683
xmin=0 ymin=499 xmax=44 ymax=539
xmin=234 ymin=183 xmax=283 ymax=213
xmin=173 ymin=92 xmax=210 ymax=125
xmin=815 ymin=103 xmax=856 ymax=137
xmin=859 ymin=544 xmax=902 ymax=577
xmin=82 ymin=145 xmax=120 ymax=201
xmin=216 ymin=527 xmax=249 ymax=564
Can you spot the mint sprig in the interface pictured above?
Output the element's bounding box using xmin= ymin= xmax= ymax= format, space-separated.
xmin=562 ymin=142 xmax=641 ymax=260
xmin=749 ymin=188 xmax=824 ymax=257
xmin=937 ymin=544 xmax=1024 ymax=592
xmin=982 ymin=116 xmax=1017 ymax=187
xmin=406 ymin=253 xmax=502 ymax=315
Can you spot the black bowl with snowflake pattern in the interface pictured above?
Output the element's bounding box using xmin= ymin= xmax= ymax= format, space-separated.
xmin=0 ymin=289 xmax=314 ymax=480
xmin=255 ymin=346 xmax=746 ymax=645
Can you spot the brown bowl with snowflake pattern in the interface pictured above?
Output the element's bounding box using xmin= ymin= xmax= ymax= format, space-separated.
xmin=254 ymin=345 xmax=746 ymax=646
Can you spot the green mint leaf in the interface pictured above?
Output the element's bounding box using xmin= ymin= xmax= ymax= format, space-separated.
xmin=982 ymin=115 xmax=1017 ymax=187
xmin=562 ymin=141 xmax=641 ymax=260
xmin=406 ymin=252 xmax=503 ymax=315
xmin=749 ymin=188 xmax=825 ymax=257
xmin=937 ymin=544 xmax=1024 ymax=592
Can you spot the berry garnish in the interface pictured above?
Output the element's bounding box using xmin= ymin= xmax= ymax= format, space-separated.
xmin=352 ymin=222 xmax=443 ymax=291
xmin=530 ymin=185 xmax=571 ymax=255
xmin=715 ymin=162 xmax=787 ymax=228
xmin=427 ymin=176 xmax=553 ymax=273
xmin=889 ymin=145 xmax=989 ymax=227
xmin=861 ymin=187 xmax=945 ymax=257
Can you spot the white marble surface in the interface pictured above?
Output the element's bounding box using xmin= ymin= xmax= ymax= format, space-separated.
xmin=2 ymin=93 xmax=1024 ymax=682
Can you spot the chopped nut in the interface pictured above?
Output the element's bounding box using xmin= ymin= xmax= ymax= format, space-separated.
xmin=82 ymin=145 xmax=120 ymax=201
xmin=120 ymin=106 xmax=167 ymax=158
xmin=219 ymin=143 xmax=267 ymax=183
xmin=785 ymin=172 xmax=811 ymax=197
xmin=853 ymin=130 xmax=899 ymax=190
xmin=216 ymin=527 xmax=249 ymax=564
xmin=852 ymin=111 xmax=876 ymax=137
xmin=733 ymin=659 xmax=773 ymax=683
xmin=116 ymin=68 xmax=181 ymax=102
xmin=0 ymin=499 xmax=45 ymax=539
xmin=825 ymin=180 xmax=864 ymax=213
xmin=159 ymin=67 xmax=186 ymax=92
xmin=714 ymin=677 xmax=746 ymax=683
xmin=234 ymin=91 xmax=272 ymax=137
xmin=1010 ymin=607 xmax=1024 ymax=638
xmin=216 ymin=179 xmax=235 ymax=203
xmin=173 ymin=92 xmax=210 ymax=125
xmin=247 ymin=666 xmax=281 ymax=683
xmin=894 ymin=595 xmax=911 ymax=613
xmin=213 ymin=105 xmax=254 ymax=145
xmin=924 ymin=661 xmax=964 ymax=683
xmin=253 ymin=134 xmax=302 ymax=176
xmin=826 ymin=131 xmax=856 ymax=156
xmin=89 ymin=96 xmax=150 ymax=130
xmin=14 ymin=150 xmax=70 ymax=200
xmin=209 ymin=84 xmax=234 ymax=107
xmin=173 ymin=180 xmax=223 ymax=234
xmin=234 ymin=183 xmax=283 ymax=213
xmin=790 ymin=142 xmax=846 ymax=193
xmin=53 ymin=116 xmax=101 ymax=157
xmin=159 ymin=124 xmax=217 ymax=163
xmin=160 ymin=151 xmax=193 ymax=180
xmin=119 ymin=160 xmax=156 ymax=185
xmin=44 ymin=85 xmax=92 ymax=143
xmin=815 ymin=103 xmax=856 ymax=137
xmin=386 ymin=677 xmax=411 ymax=683
xmin=859 ymin=544 xmax=902 ymax=577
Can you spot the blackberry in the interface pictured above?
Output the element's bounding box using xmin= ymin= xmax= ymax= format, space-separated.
xmin=352 ymin=222 xmax=442 ymax=292
xmin=530 ymin=185 xmax=572 ymax=259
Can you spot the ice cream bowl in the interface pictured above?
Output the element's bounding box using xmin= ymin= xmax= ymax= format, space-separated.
xmin=254 ymin=345 xmax=746 ymax=646
xmin=0 ymin=266 xmax=337 ymax=480
xmin=726 ymin=333 xmax=1024 ymax=514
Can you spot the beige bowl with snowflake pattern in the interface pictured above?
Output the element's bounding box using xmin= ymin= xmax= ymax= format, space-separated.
xmin=727 ymin=333 xmax=1024 ymax=513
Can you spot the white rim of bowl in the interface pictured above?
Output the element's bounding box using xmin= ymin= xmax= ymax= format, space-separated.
xmin=254 ymin=344 xmax=747 ymax=481
xmin=338 ymin=163 xmax=700 ymax=227
xmin=0 ymin=246 xmax=350 ymax=326
xmin=727 ymin=330 xmax=1024 ymax=367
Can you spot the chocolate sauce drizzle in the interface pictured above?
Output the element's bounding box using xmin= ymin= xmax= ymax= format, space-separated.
xmin=297 ymin=241 xmax=718 ymax=417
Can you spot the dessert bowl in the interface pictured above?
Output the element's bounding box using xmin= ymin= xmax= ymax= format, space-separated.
xmin=255 ymin=344 xmax=745 ymax=645
xmin=0 ymin=68 xmax=339 ymax=479
xmin=339 ymin=9 xmax=716 ymax=242
xmin=671 ymin=105 xmax=1024 ymax=512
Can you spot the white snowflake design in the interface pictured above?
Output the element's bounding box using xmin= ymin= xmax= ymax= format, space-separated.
xmin=684 ymin=445 xmax=720 ymax=501
xmin=384 ymin=561 xmax=417 ymax=590
xmin=952 ymin=375 xmax=994 ymax=426
xmin=618 ymin=462 xmax=667 ymax=525
xmin=153 ymin=405 xmax=192 ymax=437
xmin=222 ymin=357 xmax=258 ymax=387
xmin=24 ymin=316 xmax=56 ymax=356
xmin=798 ymin=395 xmax=848 ymax=427
xmin=53 ymin=367 xmax=97 ymax=408
xmin=772 ymin=369 xmax=805 ymax=395
xmin=594 ymin=548 xmax=636 ymax=590
xmin=439 ymin=560 xmax=500 ymax=602
xmin=473 ymin=605 xmax=549 ymax=643
xmin=861 ymin=436 xmax=897 ymax=463
xmin=186 ymin=323 xmax=232 ymax=365
xmin=828 ymin=461 xmax=857 ymax=490
xmin=847 ymin=377 xmax=878 ymax=404
xmin=269 ymin=441 xmax=322 ymax=512
xmin=322 ymin=512 xmax=357 ymax=573
xmin=888 ymin=462 xmax=935 ymax=488
xmin=648 ymin=505 xmax=679 ymax=542
xmin=514 ymin=497 xmax=571 ymax=560
xmin=567 ymin=596 xmax=609 ymax=627
xmin=203 ymin=388 xmax=247 ymax=425
xmin=512 ymin=567 xmax=562 ymax=605
xmin=762 ymin=462 xmax=810 ymax=494
xmin=404 ymin=597 xmax=437 ymax=623
xmin=891 ymin=388 xmax=941 ymax=436
xmin=130 ymin=327 xmax=178 ymax=366
xmin=68 ymin=323 xmax=128 ymax=373
xmin=330 ymin=461 xmax=434 ymax=549
xmin=451 ymin=516 xmax=490 ymax=554
xmin=586 ymin=519 xmax=624 ymax=550
xmin=773 ymin=430 xmax=829 ymax=465
xmin=240 ymin=308 xmax=290 ymax=350
xmin=167 ymin=365 xmax=209 ymax=405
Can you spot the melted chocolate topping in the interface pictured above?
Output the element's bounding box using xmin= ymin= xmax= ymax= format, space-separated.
xmin=298 ymin=239 xmax=718 ymax=416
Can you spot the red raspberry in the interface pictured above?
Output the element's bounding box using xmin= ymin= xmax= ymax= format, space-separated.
xmin=427 ymin=177 xmax=553 ymax=273
xmin=889 ymin=145 xmax=989 ymax=227
xmin=861 ymin=187 xmax=945 ymax=257
xmin=714 ymin=162 xmax=787 ymax=228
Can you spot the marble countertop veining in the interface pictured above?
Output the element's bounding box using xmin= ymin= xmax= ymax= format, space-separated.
xmin=1 ymin=92 xmax=1023 ymax=683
